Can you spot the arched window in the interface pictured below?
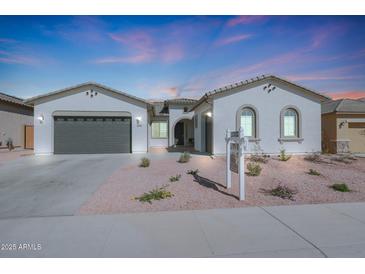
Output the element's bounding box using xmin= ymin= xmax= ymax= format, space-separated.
xmin=240 ymin=107 xmax=256 ymax=137
xmin=283 ymin=108 xmax=299 ymax=137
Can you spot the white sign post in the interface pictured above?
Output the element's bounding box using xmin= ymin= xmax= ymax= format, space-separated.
xmin=225 ymin=128 xmax=247 ymax=201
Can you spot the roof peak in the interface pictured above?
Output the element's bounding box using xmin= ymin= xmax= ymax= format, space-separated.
xmin=25 ymin=81 xmax=147 ymax=105
xmin=191 ymin=74 xmax=330 ymax=111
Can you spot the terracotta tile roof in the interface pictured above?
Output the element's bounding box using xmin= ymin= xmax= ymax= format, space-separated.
xmin=191 ymin=74 xmax=330 ymax=111
xmin=322 ymin=98 xmax=365 ymax=114
xmin=0 ymin=92 xmax=32 ymax=107
xmin=165 ymin=98 xmax=198 ymax=105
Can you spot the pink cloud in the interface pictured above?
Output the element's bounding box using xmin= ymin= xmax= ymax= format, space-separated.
xmin=161 ymin=44 xmax=184 ymax=63
xmin=287 ymin=75 xmax=362 ymax=81
xmin=227 ymin=16 xmax=268 ymax=27
xmin=54 ymin=16 xmax=108 ymax=43
xmin=328 ymin=91 xmax=365 ymax=100
xmin=215 ymin=34 xmax=252 ymax=46
xmin=94 ymin=53 xmax=153 ymax=64
xmin=0 ymin=50 xmax=38 ymax=65
xmin=286 ymin=63 xmax=365 ymax=82
xmin=113 ymin=31 xmax=159 ymax=63
xmin=175 ymin=51 xmax=365 ymax=99
xmin=96 ymin=29 xmax=186 ymax=64
xmin=229 ymin=50 xmax=302 ymax=77
xmin=110 ymin=32 xmax=154 ymax=52
xmin=171 ymin=48 xmax=309 ymax=97
xmin=162 ymin=87 xmax=179 ymax=97
xmin=139 ymin=20 xmax=359 ymax=99
xmin=310 ymin=24 xmax=348 ymax=49
xmin=149 ymin=86 xmax=181 ymax=99
xmin=94 ymin=17 xmax=224 ymax=65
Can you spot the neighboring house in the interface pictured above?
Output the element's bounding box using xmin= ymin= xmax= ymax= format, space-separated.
xmin=322 ymin=98 xmax=365 ymax=154
xmin=25 ymin=75 xmax=329 ymax=155
xmin=0 ymin=92 xmax=34 ymax=149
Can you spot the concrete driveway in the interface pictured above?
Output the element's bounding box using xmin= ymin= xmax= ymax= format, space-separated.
xmin=0 ymin=153 xmax=145 ymax=219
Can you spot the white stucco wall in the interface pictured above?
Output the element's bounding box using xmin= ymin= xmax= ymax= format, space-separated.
xmin=184 ymin=119 xmax=194 ymax=145
xmin=148 ymin=120 xmax=169 ymax=148
xmin=0 ymin=110 xmax=33 ymax=148
xmin=193 ymin=102 xmax=212 ymax=152
xmin=212 ymin=83 xmax=322 ymax=155
xmin=168 ymin=107 xmax=194 ymax=146
xmin=33 ymin=89 xmax=148 ymax=154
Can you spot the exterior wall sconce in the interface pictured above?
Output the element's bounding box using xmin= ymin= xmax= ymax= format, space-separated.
xmin=37 ymin=115 xmax=44 ymax=124
xmin=136 ymin=116 xmax=142 ymax=127
xmin=339 ymin=120 xmax=348 ymax=129
xmin=206 ymin=111 xmax=212 ymax=117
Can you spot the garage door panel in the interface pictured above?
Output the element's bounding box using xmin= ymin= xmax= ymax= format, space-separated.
xmin=54 ymin=116 xmax=131 ymax=154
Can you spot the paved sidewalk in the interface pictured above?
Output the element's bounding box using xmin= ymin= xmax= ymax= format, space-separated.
xmin=0 ymin=202 xmax=365 ymax=257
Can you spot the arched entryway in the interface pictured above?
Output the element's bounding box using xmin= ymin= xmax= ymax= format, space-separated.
xmin=173 ymin=118 xmax=194 ymax=147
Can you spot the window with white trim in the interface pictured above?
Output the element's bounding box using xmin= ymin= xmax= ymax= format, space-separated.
xmin=240 ymin=108 xmax=255 ymax=137
xmin=151 ymin=121 xmax=168 ymax=138
xmin=283 ymin=109 xmax=298 ymax=137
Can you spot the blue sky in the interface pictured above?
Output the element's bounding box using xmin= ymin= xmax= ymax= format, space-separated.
xmin=0 ymin=16 xmax=365 ymax=100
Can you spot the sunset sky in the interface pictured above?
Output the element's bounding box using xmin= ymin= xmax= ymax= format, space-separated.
xmin=0 ymin=16 xmax=364 ymax=100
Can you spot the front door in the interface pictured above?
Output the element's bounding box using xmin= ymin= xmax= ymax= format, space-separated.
xmin=174 ymin=121 xmax=184 ymax=145
xmin=205 ymin=115 xmax=212 ymax=153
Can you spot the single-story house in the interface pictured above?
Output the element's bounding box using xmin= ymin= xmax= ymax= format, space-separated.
xmin=0 ymin=92 xmax=34 ymax=149
xmin=322 ymin=98 xmax=365 ymax=154
xmin=25 ymin=75 xmax=330 ymax=155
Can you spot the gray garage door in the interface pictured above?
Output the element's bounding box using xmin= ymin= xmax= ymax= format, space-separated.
xmin=54 ymin=116 xmax=131 ymax=154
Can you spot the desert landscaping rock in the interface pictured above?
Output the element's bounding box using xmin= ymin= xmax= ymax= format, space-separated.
xmin=79 ymin=155 xmax=365 ymax=215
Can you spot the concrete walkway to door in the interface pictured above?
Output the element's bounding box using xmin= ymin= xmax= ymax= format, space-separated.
xmin=1 ymin=202 xmax=365 ymax=258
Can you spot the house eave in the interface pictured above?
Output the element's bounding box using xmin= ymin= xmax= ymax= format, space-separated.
xmin=25 ymin=82 xmax=148 ymax=107
xmin=190 ymin=74 xmax=330 ymax=111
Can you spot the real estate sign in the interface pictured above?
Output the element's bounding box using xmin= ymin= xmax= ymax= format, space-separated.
xmin=230 ymin=143 xmax=239 ymax=174
xmin=225 ymin=128 xmax=247 ymax=200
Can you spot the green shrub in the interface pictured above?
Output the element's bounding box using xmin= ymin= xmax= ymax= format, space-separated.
xmin=278 ymin=149 xmax=291 ymax=161
xmin=307 ymin=169 xmax=321 ymax=176
xmin=187 ymin=169 xmax=199 ymax=175
xmin=169 ymin=174 xmax=181 ymax=182
xmin=139 ymin=157 xmax=150 ymax=167
xmin=134 ymin=185 xmax=173 ymax=204
xmin=246 ymin=162 xmax=262 ymax=176
xmin=178 ymin=152 xmax=191 ymax=163
xmin=261 ymin=185 xmax=297 ymax=200
xmin=330 ymin=183 xmax=351 ymax=192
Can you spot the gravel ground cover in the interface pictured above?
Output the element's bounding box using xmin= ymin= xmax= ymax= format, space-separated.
xmin=79 ymin=154 xmax=365 ymax=215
